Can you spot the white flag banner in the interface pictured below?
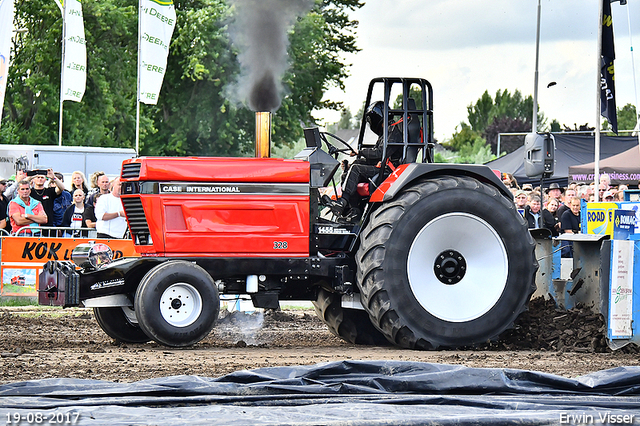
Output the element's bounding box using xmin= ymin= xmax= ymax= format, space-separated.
xmin=61 ymin=0 xmax=86 ymax=102
xmin=0 ymin=0 xmax=15 ymax=115
xmin=138 ymin=0 xmax=176 ymax=105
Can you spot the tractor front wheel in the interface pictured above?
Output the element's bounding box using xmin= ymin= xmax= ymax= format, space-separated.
xmin=134 ymin=261 xmax=220 ymax=347
xmin=94 ymin=306 xmax=150 ymax=344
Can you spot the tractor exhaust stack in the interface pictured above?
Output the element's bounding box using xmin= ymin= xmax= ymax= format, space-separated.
xmin=255 ymin=112 xmax=271 ymax=158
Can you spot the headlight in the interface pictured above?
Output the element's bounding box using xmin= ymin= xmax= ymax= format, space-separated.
xmin=72 ymin=242 xmax=114 ymax=269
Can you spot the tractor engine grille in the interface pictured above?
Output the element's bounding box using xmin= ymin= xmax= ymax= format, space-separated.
xmin=122 ymin=196 xmax=152 ymax=245
xmin=121 ymin=162 xmax=141 ymax=179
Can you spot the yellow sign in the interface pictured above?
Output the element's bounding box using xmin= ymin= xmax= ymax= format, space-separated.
xmin=0 ymin=236 xmax=138 ymax=297
xmin=584 ymin=202 xmax=619 ymax=237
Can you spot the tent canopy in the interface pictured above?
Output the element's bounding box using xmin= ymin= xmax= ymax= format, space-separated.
xmin=485 ymin=134 xmax=638 ymax=187
xmin=568 ymin=145 xmax=640 ymax=186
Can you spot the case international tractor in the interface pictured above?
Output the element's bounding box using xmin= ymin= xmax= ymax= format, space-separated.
xmin=39 ymin=78 xmax=537 ymax=349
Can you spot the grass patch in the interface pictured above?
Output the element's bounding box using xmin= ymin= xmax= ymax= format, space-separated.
xmin=0 ymin=297 xmax=38 ymax=307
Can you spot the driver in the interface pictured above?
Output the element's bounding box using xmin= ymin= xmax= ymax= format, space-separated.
xmin=325 ymin=101 xmax=403 ymax=218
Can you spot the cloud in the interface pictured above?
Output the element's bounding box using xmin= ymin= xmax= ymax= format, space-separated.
xmin=354 ymin=1 xmax=633 ymax=51
xmin=319 ymin=0 xmax=640 ymax=141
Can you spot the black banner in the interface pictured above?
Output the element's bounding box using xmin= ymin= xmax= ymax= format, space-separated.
xmin=601 ymin=0 xmax=617 ymax=133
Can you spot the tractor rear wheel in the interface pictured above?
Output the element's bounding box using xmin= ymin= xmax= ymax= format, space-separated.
xmin=134 ymin=261 xmax=220 ymax=347
xmin=356 ymin=176 xmax=537 ymax=349
xmin=94 ymin=306 xmax=150 ymax=344
xmin=313 ymin=287 xmax=390 ymax=346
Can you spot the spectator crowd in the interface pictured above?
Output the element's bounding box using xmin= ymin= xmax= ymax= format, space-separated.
xmin=501 ymin=172 xmax=628 ymax=257
xmin=0 ymin=169 xmax=128 ymax=239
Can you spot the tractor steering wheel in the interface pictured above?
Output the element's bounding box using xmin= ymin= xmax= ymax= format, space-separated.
xmin=321 ymin=132 xmax=358 ymax=158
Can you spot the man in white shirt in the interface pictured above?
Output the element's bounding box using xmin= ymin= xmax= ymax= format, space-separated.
xmin=95 ymin=178 xmax=127 ymax=239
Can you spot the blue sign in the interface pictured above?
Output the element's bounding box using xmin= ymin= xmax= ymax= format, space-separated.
xmin=613 ymin=210 xmax=637 ymax=240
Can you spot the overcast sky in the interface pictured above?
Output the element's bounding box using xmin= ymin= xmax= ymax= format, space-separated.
xmin=317 ymin=0 xmax=640 ymax=142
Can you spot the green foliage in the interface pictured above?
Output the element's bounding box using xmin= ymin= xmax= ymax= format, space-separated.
xmin=326 ymin=107 xmax=355 ymax=133
xmin=435 ymin=138 xmax=495 ymax=165
xmin=549 ymin=118 xmax=561 ymax=132
xmin=336 ymin=108 xmax=354 ymax=130
xmin=271 ymin=136 xmax=306 ymax=159
xmin=443 ymin=88 xmax=546 ymax=162
xmin=438 ymin=123 xmax=495 ymax=164
xmin=441 ymin=122 xmax=483 ymax=151
xmin=466 ymin=89 xmax=545 ymax=134
xmin=617 ymin=103 xmax=638 ymax=132
xmin=1 ymin=0 xmax=363 ymax=157
xmin=0 ymin=297 xmax=37 ymax=306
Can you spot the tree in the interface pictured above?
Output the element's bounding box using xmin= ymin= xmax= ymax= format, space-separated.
xmin=483 ymin=116 xmax=530 ymax=155
xmin=2 ymin=0 xmax=141 ymax=147
xmin=441 ymin=122 xmax=482 ymax=152
xmin=447 ymin=88 xmax=547 ymax=157
xmin=1 ymin=0 xmax=364 ymax=157
xmin=327 ymin=107 xmax=355 ymax=132
xmin=144 ymin=0 xmax=364 ymax=156
xmin=617 ymin=103 xmax=638 ymax=132
xmin=466 ymin=88 xmax=545 ymax=136
xmin=436 ymin=124 xmax=495 ymax=164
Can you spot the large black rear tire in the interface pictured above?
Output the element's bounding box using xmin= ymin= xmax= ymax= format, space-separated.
xmin=94 ymin=306 xmax=151 ymax=344
xmin=135 ymin=261 xmax=220 ymax=347
xmin=356 ymin=176 xmax=537 ymax=349
xmin=312 ymin=287 xmax=390 ymax=346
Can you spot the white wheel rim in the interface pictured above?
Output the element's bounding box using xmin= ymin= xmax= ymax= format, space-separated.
xmin=407 ymin=213 xmax=508 ymax=322
xmin=160 ymin=283 xmax=203 ymax=327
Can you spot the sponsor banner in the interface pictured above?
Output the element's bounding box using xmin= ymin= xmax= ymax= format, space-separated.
xmin=609 ymin=240 xmax=633 ymax=338
xmin=613 ymin=210 xmax=636 ymax=240
xmin=138 ymin=0 xmax=176 ymax=105
xmin=0 ymin=0 xmax=14 ymax=115
xmin=61 ymin=0 xmax=87 ymax=102
xmin=619 ymin=203 xmax=640 ymax=235
xmin=584 ymin=202 xmax=618 ymax=237
xmin=0 ymin=236 xmax=138 ymax=296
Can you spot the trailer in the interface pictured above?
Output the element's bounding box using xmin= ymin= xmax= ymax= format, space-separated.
xmin=0 ymin=144 xmax=136 ymax=181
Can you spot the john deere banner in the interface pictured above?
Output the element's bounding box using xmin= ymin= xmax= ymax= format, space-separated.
xmin=138 ymin=0 xmax=176 ymax=105
xmin=61 ymin=0 xmax=86 ymax=102
xmin=0 ymin=0 xmax=14 ymax=121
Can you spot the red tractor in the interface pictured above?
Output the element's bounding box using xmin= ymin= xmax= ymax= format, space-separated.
xmin=11 ymin=275 xmax=26 ymax=286
xmin=39 ymin=78 xmax=537 ymax=349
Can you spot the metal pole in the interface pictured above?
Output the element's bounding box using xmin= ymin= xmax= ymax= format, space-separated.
xmin=532 ymin=0 xmax=541 ymax=133
xmin=58 ymin=0 xmax=66 ymax=147
xmin=135 ymin=0 xmax=141 ymax=156
xmin=595 ymin=0 xmax=604 ymax=202
xmin=624 ymin=1 xmax=640 ymax=150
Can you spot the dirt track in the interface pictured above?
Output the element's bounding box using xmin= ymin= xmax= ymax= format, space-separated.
xmin=1 ymin=298 xmax=640 ymax=384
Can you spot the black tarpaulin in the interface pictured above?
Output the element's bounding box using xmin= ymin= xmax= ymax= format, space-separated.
xmin=1 ymin=360 xmax=640 ymax=425
xmin=485 ymin=133 xmax=638 ymax=187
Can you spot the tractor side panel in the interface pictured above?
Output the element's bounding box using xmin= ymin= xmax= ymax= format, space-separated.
xmin=161 ymin=194 xmax=310 ymax=256
xmin=121 ymin=157 xmax=311 ymax=257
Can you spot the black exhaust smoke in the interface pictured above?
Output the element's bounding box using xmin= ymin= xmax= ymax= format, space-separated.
xmin=226 ymin=0 xmax=313 ymax=112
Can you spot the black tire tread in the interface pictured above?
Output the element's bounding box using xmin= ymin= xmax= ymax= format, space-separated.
xmin=356 ymin=176 xmax=537 ymax=349
xmin=312 ymin=287 xmax=390 ymax=346
xmin=93 ymin=306 xmax=150 ymax=344
xmin=135 ymin=260 xmax=219 ymax=347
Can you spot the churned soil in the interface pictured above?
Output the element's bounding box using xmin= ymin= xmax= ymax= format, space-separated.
xmin=1 ymin=297 xmax=639 ymax=384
